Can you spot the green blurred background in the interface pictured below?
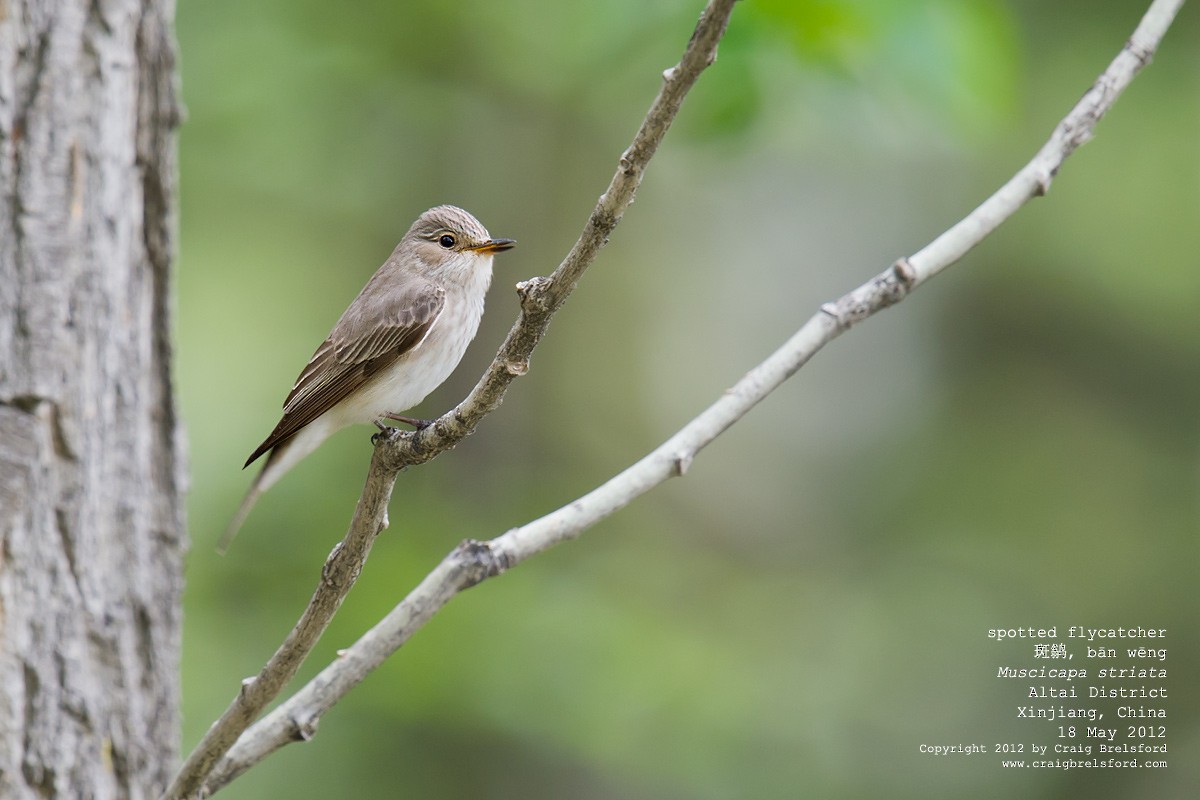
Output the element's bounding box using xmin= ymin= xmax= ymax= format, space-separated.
xmin=176 ymin=1 xmax=1198 ymax=797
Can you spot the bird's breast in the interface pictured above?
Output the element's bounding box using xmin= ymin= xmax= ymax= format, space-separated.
xmin=333 ymin=286 xmax=487 ymax=425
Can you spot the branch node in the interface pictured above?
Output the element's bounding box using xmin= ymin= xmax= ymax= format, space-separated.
xmin=671 ymin=452 xmax=694 ymax=477
xmin=872 ymin=264 xmax=911 ymax=309
xmin=892 ymin=257 xmax=917 ymax=288
xmin=662 ymin=65 xmax=678 ymax=82
xmin=288 ymin=709 xmax=319 ymax=743
xmin=321 ymin=542 xmax=345 ymax=586
xmin=1056 ymin=92 xmax=1100 ymax=154
xmin=516 ymin=276 xmax=553 ymax=313
xmin=1034 ymin=165 xmax=1055 ymax=196
xmin=1125 ymin=36 xmax=1155 ymax=68
xmin=454 ymin=539 xmax=511 ymax=589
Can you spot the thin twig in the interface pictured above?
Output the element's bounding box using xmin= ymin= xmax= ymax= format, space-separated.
xmin=163 ymin=1 xmax=739 ymax=798
xmin=198 ymin=0 xmax=1185 ymax=789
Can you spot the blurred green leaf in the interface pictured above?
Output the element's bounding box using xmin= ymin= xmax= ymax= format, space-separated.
xmin=688 ymin=0 xmax=1019 ymax=141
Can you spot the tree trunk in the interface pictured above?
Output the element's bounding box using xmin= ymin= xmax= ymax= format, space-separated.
xmin=0 ymin=1 xmax=184 ymax=798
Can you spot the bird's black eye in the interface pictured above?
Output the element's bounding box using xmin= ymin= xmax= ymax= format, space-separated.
xmin=438 ymin=234 xmax=456 ymax=249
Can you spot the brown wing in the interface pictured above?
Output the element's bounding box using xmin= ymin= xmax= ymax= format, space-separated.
xmin=244 ymin=281 xmax=445 ymax=467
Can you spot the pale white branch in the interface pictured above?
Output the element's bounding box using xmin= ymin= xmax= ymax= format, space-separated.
xmin=904 ymin=0 xmax=1183 ymax=288
xmin=199 ymin=0 xmax=1186 ymax=788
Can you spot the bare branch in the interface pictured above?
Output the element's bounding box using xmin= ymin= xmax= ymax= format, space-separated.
xmin=198 ymin=0 xmax=1185 ymax=789
xmin=163 ymin=1 xmax=739 ymax=798
xmin=892 ymin=0 xmax=1185 ymax=293
xmin=162 ymin=455 xmax=398 ymax=800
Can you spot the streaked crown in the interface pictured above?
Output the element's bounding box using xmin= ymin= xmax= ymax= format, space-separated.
xmin=399 ymin=205 xmax=514 ymax=280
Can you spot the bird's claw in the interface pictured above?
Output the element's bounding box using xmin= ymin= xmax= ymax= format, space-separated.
xmin=371 ymin=424 xmax=403 ymax=446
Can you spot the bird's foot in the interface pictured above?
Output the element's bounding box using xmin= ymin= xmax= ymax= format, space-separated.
xmin=371 ymin=414 xmax=434 ymax=445
xmin=383 ymin=413 xmax=435 ymax=430
xmin=371 ymin=423 xmax=404 ymax=446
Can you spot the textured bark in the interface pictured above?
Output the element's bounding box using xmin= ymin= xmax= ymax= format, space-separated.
xmin=0 ymin=1 xmax=184 ymax=798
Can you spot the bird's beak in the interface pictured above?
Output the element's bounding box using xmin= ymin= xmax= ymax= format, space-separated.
xmin=469 ymin=237 xmax=516 ymax=254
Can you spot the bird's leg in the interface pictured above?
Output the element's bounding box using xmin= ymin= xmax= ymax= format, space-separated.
xmin=382 ymin=413 xmax=435 ymax=430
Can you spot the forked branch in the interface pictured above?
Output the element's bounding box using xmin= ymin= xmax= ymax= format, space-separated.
xmin=163 ymin=1 xmax=739 ymax=798
xmin=195 ymin=0 xmax=1185 ymax=793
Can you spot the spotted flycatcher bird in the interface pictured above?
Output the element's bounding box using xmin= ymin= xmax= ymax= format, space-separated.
xmin=220 ymin=205 xmax=514 ymax=550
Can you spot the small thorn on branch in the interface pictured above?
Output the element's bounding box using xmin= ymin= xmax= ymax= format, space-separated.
xmin=671 ymin=452 xmax=694 ymax=477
